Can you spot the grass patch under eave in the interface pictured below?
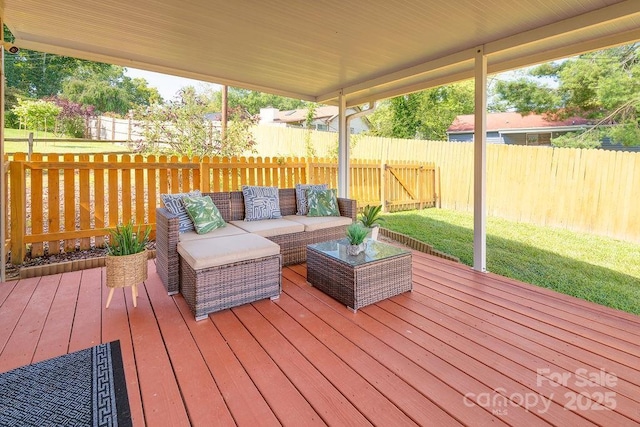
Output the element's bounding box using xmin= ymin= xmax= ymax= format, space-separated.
xmin=382 ymin=208 xmax=640 ymax=315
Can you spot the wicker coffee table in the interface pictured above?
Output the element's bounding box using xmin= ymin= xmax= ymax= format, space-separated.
xmin=306 ymin=238 xmax=412 ymax=311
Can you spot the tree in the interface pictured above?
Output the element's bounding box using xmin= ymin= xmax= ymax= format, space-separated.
xmin=12 ymin=99 xmax=61 ymax=133
xmin=368 ymin=81 xmax=475 ymax=140
xmin=304 ymin=103 xmax=318 ymax=157
xmin=4 ymin=24 xmax=112 ymax=99
xmin=551 ymin=131 xmax=602 ymax=149
xmin=204 ymin=87 xmax=309 ymax=115
xmin=492 ymin=43 xmax=640 ymax=146
xmin=62 ymin=66 xmax=162 ymax=115
xmin=414 ymin=81 xmax=475 ymax=140
xmin=134 ymin=87 xmax=256 ymax=157
xmin=492 ymin=78 xmax=561 ymax=114
xmin=44 ymin=97 xmax=95 ymax=137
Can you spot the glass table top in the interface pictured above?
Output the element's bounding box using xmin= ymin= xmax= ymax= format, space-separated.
xmin=307 ymin=238 xmax=410 ymax=267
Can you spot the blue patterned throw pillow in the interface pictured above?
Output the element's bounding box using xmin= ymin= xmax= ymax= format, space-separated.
xmin=182 ymin=195 xmax=226 ymax=234
xmin=242 ymin=185 xmax=282 ymax=221
xmin=295 ymin=183 xmax=328 ymax=215
xmin=306 ymin=188 xmax=340 ymax=217
xmin=161 ymin=190 xmax=202 ymax=233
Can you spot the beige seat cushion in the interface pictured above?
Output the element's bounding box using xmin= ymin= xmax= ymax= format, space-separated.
xmin=178 ymin=223 xmax=247 ymax=242
xmin=229 ymin=218 xmax=304 ymax=237
xmin=178 ymin=233 xmax=280 ymax=270
xmin=284 ymin=215 xmax=352 ymax=232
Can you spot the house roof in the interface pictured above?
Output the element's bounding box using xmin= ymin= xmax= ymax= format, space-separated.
xmin=273 ymin=106 xmax=340 ymax=124
xmin=447 ymin=112 xmax=593 ymax=134
xmin=3 ymin=1 xmax=640 ymax=107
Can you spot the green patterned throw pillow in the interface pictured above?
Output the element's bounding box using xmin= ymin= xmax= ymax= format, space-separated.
xmin=182 ymin=195 xmax=226 ymax=234
xmin=306 ymin=188 xmax=339 ymax=217
xmin=295 ymin=183 xmax=328 ymax=215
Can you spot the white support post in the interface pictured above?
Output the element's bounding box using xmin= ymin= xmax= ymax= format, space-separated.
xmin=473 ymin=46 xmax=487 ymax=272
xmin=337 ymin=91 xmax=349 ymax=198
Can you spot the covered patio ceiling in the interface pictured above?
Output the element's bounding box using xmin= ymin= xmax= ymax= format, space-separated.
xmin=2 ymin=0 xmax=640 ymax=107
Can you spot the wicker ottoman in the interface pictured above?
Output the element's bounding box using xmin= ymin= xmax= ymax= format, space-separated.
xmin=178 ymin=234 xmax=282 ymax=320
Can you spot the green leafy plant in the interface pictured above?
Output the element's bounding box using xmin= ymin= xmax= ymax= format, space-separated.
xmin=346 ymin=223 xmax=368 ymax=246
xmin=107 ymin=220 xmax=151 ymax=256
xmin=359 ymin=204 xmax=384 ymax=228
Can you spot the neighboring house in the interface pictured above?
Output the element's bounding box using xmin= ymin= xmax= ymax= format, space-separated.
xmin=446 ymin=112 xmax=592 ymax=145
xmin=259 ymin=106 xmax=369 ymax=134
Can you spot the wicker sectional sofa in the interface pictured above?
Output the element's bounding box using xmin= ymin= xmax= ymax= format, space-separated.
xmin=155 ymin=188 xmax=357 ymax=311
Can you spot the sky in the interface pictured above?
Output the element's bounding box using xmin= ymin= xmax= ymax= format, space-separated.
xmin=124 ymin=68 xmax=221 ymax=101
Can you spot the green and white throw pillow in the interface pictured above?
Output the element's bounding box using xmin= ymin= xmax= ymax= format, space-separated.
xmin=161 ymin=190 xmax=202 ymax=233
xmin=242 ymin=185 xmax=282 ymax=221
xmin=295 ymin=183 xmax=328 ymax=215
xmin=182 ymin=195 xmax=226 ymax=234
xmin=306 ymin=188 xmax=340 ymax=217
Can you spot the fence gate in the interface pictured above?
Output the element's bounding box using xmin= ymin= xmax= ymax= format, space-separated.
xmin=383 ymin=163 xmax=436 ymax=212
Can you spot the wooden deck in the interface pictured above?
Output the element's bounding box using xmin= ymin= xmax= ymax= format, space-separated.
xmin=1 ymin=251 xmax=639 ymax=426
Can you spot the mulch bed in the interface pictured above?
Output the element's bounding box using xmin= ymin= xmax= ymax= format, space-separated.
xmin=4 ymin=242 xmax=156 ymax=280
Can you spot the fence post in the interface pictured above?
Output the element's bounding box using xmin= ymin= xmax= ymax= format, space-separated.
xmin=128 ymin=110 xmax=133 ymax=141
xmin=380 ymin=163 xmax=387 ymax=212
xmin=305 ymin=157 xmax=311 ymax=184
xmin=418 ymin=165 xmax=423 ymax=210
xmin=28 ymin=132 xmax=34 ymax=160
xmin=9 ymin=160 xmax=25 ymax=264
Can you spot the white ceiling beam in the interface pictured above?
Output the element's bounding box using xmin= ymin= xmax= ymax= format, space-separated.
xmin=488 ymin=27 xmax=640 ymax=75
xmin=344 ymin=70 xmax=475 ymax=107
xmin=317 ymin=48 xmax=477 ymax=104
xmin=485 ymin=0 xmax=640 ymax=56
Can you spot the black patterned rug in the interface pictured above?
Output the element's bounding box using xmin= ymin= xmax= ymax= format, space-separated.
xmin=0 ymin=341 xmax=132 ymax=427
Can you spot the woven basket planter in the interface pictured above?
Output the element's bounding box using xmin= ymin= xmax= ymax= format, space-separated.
xmin=105 ymin=250 xmax=148 ymax=289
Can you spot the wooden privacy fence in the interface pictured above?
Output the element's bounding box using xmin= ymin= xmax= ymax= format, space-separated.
xmin=7 ymin=154 xmax=435 ymax=263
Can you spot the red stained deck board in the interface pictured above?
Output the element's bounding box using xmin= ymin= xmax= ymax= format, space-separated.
xmin=0 ymin=274 xmax=60 ymax=372
xmin=404 ymin=276 xmax=640 ymax=424
xmin=32 ymin=271 xmax=82 ymax=363
xmin=101 ymin=266 xmax=145 ymax=427
xmin=0 ymin=279 xmax=17 ymax=305
xmin=411 ymin=267 xmax=640 ymax=388
xmin=68 ymin=267 xmax=103 ymax=352
xmin=411 ymin=262 xmax=640 ymax=369
xmin=368 ymin=300 xmax=628 ymax=426
xmin=212 ymin=308 xmax=326 ymax=426
xmin=352 ymin=301 xmax=579 ymax=426
xmin=413 ymin=259 xmax=640 ymax=356
xmin=255 ymin=290 xmax=454 ymax=426
xmin=283 ymin=270 xmax=511 ymax=427
xmin=415 ymin=272 xmax=640 ymax=394
xmin=126 ymin=270 xmax=191 ymax=427
xmin=237 ymin=300 xmax=377 ymax=427
xmin=174 ymin=295 xmax=276 ymax=426
xmin=416 ymin=254 xmax=640 ymax=328
xmin=0 ymin=277 xmax=40 ymax=358
xmin=144 ymin=266 xmax=235 ymax=425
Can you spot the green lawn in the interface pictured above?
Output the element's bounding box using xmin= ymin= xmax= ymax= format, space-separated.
xmin=382 ymin=208 xmax=640 ymax=315
xmin=4 ymin=128 xmax=130 ymax=154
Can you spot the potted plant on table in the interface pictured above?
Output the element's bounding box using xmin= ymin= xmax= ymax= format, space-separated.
xmin=105 ymin=220 xmax=151 ymax=308
xmin=345 ymin=223 xmax=369 ymax=256
xmin=359 ymin=204 xmax=384 ymax=240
